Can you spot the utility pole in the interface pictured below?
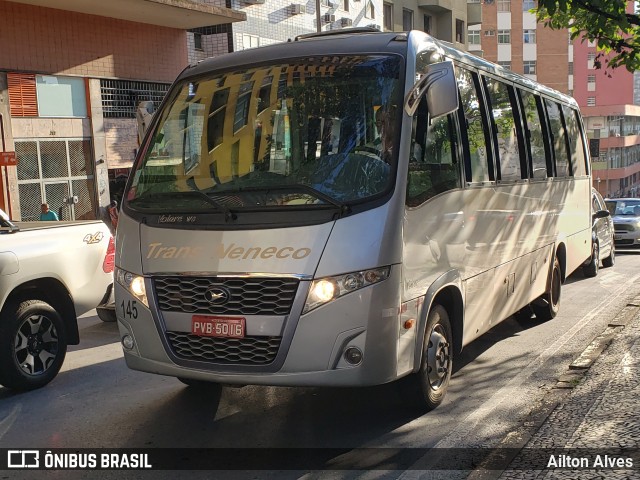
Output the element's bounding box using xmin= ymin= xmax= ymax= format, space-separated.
xmin=316 ymin=0 xmax=322 ymax=32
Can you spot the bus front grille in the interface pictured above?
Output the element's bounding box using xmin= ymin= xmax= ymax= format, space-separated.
xmin=166 ymin=331 xmax=281 ymax=365
xmin=153 ymin=276 xmax=299 ymax=316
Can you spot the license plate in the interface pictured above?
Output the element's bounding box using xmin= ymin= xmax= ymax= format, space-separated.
xmin=614 ymin=235 xmax=622 ymax=241
xmin=191 ymin=315 xmax=245 ymax=338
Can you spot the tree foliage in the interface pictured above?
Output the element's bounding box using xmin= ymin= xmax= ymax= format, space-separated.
xmin=536 ymin=0 xmax=640 ymax=72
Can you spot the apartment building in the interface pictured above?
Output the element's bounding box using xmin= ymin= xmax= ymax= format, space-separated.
xmin=0 ymin=0 xmax=245 ymax=221
xmin=382 ymin=0 xmax=471 ymax=48
xmin=467 ymin=0 xmax=569 ymax=94
xmin=188 ymin=0 xmax=385 ymax=65
xmin=573 ymin=37 xmax=640 ymax=198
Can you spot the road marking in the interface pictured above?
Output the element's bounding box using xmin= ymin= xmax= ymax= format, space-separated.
xmin=398 ymin=271 xmax=640 ymax=476
xmin=60 ymin=342 xmax=123 ymax=373
xmin=0 ymin=404 xmax=21 ymax=442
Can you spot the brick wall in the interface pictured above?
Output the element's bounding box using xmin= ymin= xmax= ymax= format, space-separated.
xmin=537 ymin=27 xmax=568 ymax=94
xmin=0 ymin=0 xmax=187 ymax=82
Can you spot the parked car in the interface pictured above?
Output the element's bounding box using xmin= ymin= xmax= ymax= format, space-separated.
xmin=605 ymin=197 xmax=640 ymax=249
xmin=0 ymin=209 xmax=114 ymax=390
xmin=583 ymin=189 xmax=615 ymax=277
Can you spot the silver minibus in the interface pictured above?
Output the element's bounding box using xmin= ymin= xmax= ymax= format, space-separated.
xmin=115 ymin=29 xmax=592 ymax=410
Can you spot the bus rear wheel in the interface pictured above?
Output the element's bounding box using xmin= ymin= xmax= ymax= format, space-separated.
xmin=398 ymin=304 xmax=453 ymax=411
xmin=532 ymin=256 xmax=561 ymax=321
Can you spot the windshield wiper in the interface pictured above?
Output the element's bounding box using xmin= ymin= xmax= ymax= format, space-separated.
xmin=184 ymin=189 xmax=237 ymax=222
xmin=236 ymin=184 xmax=351 ymax=217
xmin=185 ymin=177 xmax=237 ymax=222
xmin=133 ymin=190 xmax=238 ymax=222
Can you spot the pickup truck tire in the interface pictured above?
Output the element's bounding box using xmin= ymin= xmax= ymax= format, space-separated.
xmin=0 ymin=300 xmax=67 ymax=391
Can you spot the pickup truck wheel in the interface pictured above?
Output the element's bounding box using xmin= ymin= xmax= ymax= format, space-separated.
xmin=0 ymin=300 xmax=67 ymax=390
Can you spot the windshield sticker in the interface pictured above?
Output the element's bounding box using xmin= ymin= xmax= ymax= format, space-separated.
xmin=158 ymin=214 xmax=198 ymax=224
xmin=146 ymin=242 xmax=311 ymax=260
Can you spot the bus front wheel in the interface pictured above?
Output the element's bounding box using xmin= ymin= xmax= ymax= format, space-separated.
xmin=399 ymin=304 xmax=453 ymax=411
xmin=532 ymin=256 xmax=561 ymax=321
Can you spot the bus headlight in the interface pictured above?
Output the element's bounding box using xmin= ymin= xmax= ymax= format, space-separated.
xmin=303 ymin=266 xmax=391 ymax=314
xmin=115 ymin=267 xmax=149 ymax=307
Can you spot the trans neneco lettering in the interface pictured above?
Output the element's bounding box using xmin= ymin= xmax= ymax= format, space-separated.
xmin=146 ymin=242 xmax=311 ymax=260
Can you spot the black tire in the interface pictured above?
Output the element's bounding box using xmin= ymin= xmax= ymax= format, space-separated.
xmin=532 ymin=256 xmax=561 ymax=321
xmin=0 ymin=300 xmax=67 ymax=390
xmin=582 ymin=241 xmax=599 ymax=278
xmin=397 ymin=304 xmax=453 ymax=411
xmin=603 ymin=244 xmax=615 ymax=268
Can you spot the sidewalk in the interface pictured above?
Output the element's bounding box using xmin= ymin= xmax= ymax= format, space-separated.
xmin=495 ymin=296 xmax=640 ymax=479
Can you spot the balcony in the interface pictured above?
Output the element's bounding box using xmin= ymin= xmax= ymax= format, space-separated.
xmin=9 ymin=0 xmax=246 ymax=28
xmin=418 ymin=0 xmax=453 ymax=13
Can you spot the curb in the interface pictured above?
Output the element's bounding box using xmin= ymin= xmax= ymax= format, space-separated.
xmin=465 ymin=298 xmax=640 ymax=480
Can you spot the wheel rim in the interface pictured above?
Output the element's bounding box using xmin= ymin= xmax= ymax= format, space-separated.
xmin=426 ymin=324 xmax=450 ymax=390
xmin=13 ymin=314 xmax=59 ymax=376
xmin=593 ymin=243 xmax=599 ymax=271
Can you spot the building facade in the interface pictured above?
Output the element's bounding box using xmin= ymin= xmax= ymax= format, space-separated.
xmin=188 ymin=0 xmax=386 ymax=66
xmin=382 ymin=0 xmax=471 ymax=48
xmin=0 ymin=0 xmax=244 ymax=220
xmin=467 ymin=0 xmax=570 ymax=94
xmin=573 ymin=37 xmax=640 ymax=199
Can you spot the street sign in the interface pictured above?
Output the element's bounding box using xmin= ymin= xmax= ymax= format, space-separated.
xmin=0 ymin=151 xmax=17 ymax=166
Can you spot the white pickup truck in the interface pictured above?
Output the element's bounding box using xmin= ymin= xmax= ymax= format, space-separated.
xmin=0 ymin=209 xmax=114 ymax=390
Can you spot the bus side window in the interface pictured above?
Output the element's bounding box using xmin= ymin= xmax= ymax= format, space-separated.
xmin=545 ymin=99 xmax=571 ymax=177
xmin=518 ymin=89 xmax=548 ymax=179
xmin=562 ymin=105 xmax=588 ymax=177
xmin=456 ymin=67 xmax=492 ymax=184
xmin=407 ymin=98 xmax=460 ymax=207
xmin=484 ymin=77 xmax=521 ymax=182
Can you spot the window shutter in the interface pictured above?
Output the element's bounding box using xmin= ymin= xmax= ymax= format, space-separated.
xmin=8 ymin=73 xmax=38 ymax=117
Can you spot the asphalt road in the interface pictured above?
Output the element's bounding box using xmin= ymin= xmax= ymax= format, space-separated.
xmin=2 ymin=251 xmax=640 ymax=479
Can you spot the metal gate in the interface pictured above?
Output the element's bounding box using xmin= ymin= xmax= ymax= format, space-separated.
xmin=15 ymin=139 xmax=96 ymax=221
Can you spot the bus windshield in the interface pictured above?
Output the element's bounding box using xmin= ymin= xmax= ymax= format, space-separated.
xmin=127 ymin=55 xmax=402 ymax=213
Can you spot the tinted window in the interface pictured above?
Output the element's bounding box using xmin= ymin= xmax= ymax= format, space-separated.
xmin=485 ymin=77 xmax=521 ymax=181
xmin=457 ymin=68 xmax=491 ymax=183
xmin=519 ymin=89 xmax=548 ymax=179
xmin=545 ymin=100 xmax=571 ymax=177
xmin=562 ymin=105 xmax=587 ymax=176
xmin=407 ymin=104 xmax=460 ymax=206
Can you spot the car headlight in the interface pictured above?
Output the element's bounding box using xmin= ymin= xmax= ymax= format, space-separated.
xmin=115 ymin=267 xmax=148 ymax=307
xmin=303 ymin=266 xmax=391 ymax=314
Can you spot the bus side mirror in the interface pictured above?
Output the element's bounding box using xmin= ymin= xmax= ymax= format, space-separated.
xmin=405 ymin=61 xmax=459 ymax=118
xmin=593 ymin=209 xmax=610 ymax=220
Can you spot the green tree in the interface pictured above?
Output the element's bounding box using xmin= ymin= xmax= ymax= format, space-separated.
xmin=536 ymin=0 xmax=640 ymax=72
